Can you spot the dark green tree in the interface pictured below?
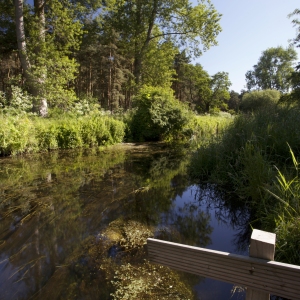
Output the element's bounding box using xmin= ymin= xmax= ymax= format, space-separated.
xmin=245 ymin=46 xmax=297 ymax=92
xmin=171 ymin=51 xmax=191 ymax=102
xmin=228 ymin=90 xmax=240 ymax=112
xmin=289 ymin=8 xmax=300 ymax=68
xmin=102 ymin=0 xmax=222 ymax=85
xmin=13 ymin=0 xmax=83 ymax=114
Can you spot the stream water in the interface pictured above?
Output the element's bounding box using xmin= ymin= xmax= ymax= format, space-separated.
xmin=0 ymin=143 xmax=250 ymax=299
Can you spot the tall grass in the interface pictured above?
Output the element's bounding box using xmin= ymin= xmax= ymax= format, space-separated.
xmin=0 ymin=114 xmax=125 ymax=156
xmin=189 ymin=105 xmax=300 ymax=264
xmin=263 ymin=147 xmax=300 ymax=264
xmin=190 ymin=113 xmax=233 ymax=146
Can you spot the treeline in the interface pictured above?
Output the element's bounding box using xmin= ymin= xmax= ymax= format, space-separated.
xmin=1 ymin=0 xmax=229 ymax=115
xmin=1 ymin=1 xmax=300 ymax=116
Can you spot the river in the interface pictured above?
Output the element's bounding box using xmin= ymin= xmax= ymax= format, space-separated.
xmin=0 ymin=143 xmax=250 ymax=299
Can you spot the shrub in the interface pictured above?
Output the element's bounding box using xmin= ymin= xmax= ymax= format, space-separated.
xmin=36 ymin=121 xmax=59 ymax=150
xmin=129 ymin=86 xmax=192 ymax=142
xmin=240 ymin=89 xmax=281 ymax=113
xmin=0 ymin=115 xmax=36 ymax=155
xmin=0 ymin=114 xmax=125 ymax=156
xmin=0 ymin=86 xmax=33 ymax=115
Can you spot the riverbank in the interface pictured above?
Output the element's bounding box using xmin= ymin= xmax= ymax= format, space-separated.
xmin=0 ymin=114 xmax=125 ymax=156
xmin=189 ymin=104 xmax=300 ymax=265
xmin=0 ymin=112 xmax=233 ymax=156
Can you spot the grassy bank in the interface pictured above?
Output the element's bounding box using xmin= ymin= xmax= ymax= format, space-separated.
xmin=0 ymin=108 xmax=234 ymax=156
xmin=0 ymin=114 xmax=125 ymax=156
xmin=189 ymin=105 xmax=300 ymax=264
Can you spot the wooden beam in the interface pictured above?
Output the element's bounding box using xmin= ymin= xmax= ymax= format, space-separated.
xmin=147 ymin=238 xmax=300 ymax=300
xmin=246 ymin=229 xmax=276 ymax=300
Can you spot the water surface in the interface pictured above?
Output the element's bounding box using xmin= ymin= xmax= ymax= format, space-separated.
xmin=0 ymin=144 xmax=250 ymax=299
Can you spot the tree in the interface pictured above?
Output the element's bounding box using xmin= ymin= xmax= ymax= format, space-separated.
xmin=245 ymin=46 xmax=297 ymax=92
xmin=240 ymin=89 xmax=281 ymax=112
xmin=289 ymin=8 xmax=300 ymax=68
xmin=141 ymin=30 xmax=178 ymax=88
xmin=207 ymin=71 xmax=231 ymax=112
xmin=228 ymin=90 xmax=240 ymax=112
xmin=171 ymin=50 xmax=191 ymax=102
xmin=102 ymin=0 xmax=222 ymax=85
xmin=180 ymin=63 xmax=211 ymax=111
xmin=13 ymin=0 xmax=83 ymax=115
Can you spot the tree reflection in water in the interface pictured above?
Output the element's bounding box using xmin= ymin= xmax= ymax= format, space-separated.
xmin=0 ymin=144 xmax=252 ymax=299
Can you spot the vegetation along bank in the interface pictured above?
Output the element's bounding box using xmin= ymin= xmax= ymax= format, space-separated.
xmin=1 ymin=0 xmax=300 ymax=268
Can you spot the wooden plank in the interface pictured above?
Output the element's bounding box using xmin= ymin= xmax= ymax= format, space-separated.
xmin=246 ymin=229 xmax=276 ymax=300
xmin=147 ymin=238 xmax=300 ymax=300
xmin=148 ymin=248 xmax=300 ymax=299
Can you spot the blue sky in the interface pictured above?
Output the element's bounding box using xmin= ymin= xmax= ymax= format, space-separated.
xmin=192 ymin=0 xmax=300 ymax=93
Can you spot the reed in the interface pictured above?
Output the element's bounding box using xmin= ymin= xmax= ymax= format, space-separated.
xmin=189 ymin=105 xmax=300 ymax=264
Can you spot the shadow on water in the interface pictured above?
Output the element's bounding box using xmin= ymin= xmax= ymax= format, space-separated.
xmin=0 ymin=143 xmax=252 ymax=299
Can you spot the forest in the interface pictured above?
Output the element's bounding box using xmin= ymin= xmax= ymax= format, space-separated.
xmin=1 ymin=0 xmax=300 ymax=280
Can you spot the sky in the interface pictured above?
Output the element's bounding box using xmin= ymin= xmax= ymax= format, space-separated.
xmin=192 ymin=0 xmax=300 ymax=93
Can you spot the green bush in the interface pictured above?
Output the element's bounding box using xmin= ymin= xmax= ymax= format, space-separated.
xmin=0 ymin=115 xmax=36 ymax=155
xmin=0 ymin=114 xmax=125 ymax=156
xmin=129 ymin=86 xmax=192 ymax=142
xmin=240 ymin=89 xmax=280 ymax=113
xmin=56 ymin=121 xmax=83 ymax=149
xmin=0 ymin=86 xmax=34 ymax=115
xmin=36 ymin=120 xmax=59 ymax=150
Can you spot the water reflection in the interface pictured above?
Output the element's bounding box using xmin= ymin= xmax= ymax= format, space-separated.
xmin=0 ymin=144 xmax=251 ymax=299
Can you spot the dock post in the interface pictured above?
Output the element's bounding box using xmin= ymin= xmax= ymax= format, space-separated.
xmin=246 ymin=229 xmax=276 ymax=300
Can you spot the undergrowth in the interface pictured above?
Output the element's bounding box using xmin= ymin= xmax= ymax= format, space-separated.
xmin=189 ymin=105 xmax=300 ymax=264
xmin=0 ymin=114 xmax=125 ymax=156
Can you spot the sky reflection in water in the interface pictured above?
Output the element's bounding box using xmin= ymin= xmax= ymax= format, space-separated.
xmin=0 ymin=144 xmax=250 ymax=300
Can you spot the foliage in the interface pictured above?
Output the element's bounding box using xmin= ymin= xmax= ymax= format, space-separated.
xmin=28 ymin=0 xmax=82 ymax=109
xmin=239 ymin=89 xmax=281 ymax=112
xmin=171 ymin=63 xmax=231 ymax=113
xmin=189 ymin=104 xmax=300 ymax=264
xmin=141 ymin=31 xmax=178 ymax=88
xmin=129 ymin=86 xmax=193 ymax=142
xmin=228 ymin=90 xmax=240 ymax=112
xmin=263 ymin=147 xmax=300 ymax=264
xmin=0 ymin=114 xmax=125 ymax=156
xmin=70 ymin=98 xmax=101 ymax=116
xmin=178 ymin=63 xmax=211 ymax=111
xmin=245 ymin=46 xmax=297 ymax=92
xmin=190 ymin=114 xmax=233 ymax=145
xmin=102 ymin=0 xmax=222 ymax=84
xmin=0 ymin=86 xmax=34 ymax=115
xmin=207 ymin=71 xmax=231 ymax=112
xmin=0 ymin=115 xmax=36 ymax=155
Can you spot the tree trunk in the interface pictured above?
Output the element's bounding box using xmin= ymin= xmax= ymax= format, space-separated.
xmin=14 ymin=0 xmax=31 ymax=81
xmin=33 ymin=0 xmax=47 ymax=117
xmin=14 ymin=0 xmax=48 ymax=116
xmin=133 ymin=0 xmax=158 ymax=85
